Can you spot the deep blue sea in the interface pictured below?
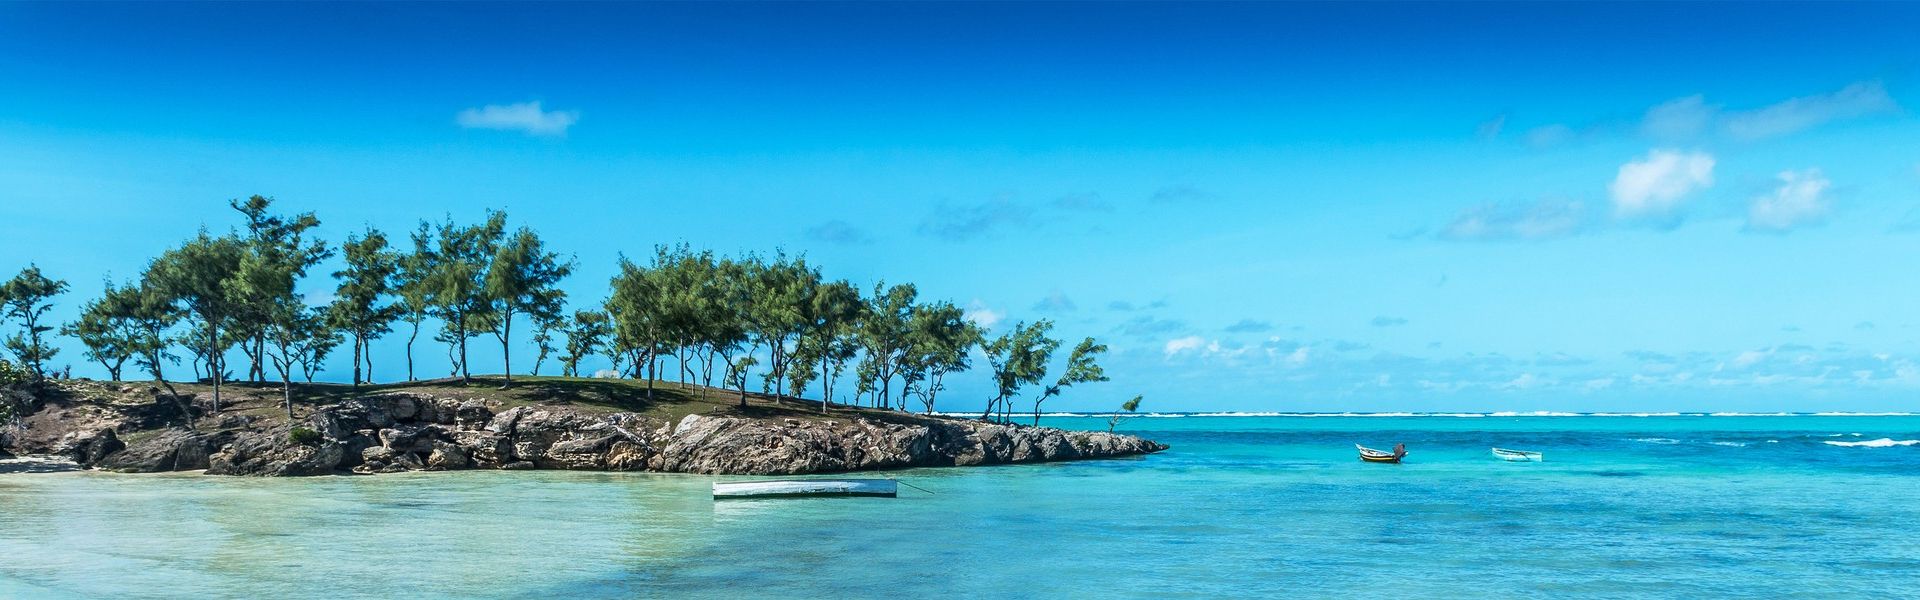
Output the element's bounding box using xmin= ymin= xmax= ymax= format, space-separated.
xmin=4 ymin=414 xmax=1919 ymax=598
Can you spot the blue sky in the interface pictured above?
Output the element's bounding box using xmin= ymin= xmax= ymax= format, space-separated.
xmin=4 ymin=2 xmax=1920 ymax=412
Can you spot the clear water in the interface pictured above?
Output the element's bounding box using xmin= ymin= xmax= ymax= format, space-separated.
xmin=4 ymin=415 xmax=1919 ymax=598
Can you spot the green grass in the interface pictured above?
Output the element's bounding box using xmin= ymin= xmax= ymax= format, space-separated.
xmin=54 ymin=375 xmax=962 ymax=428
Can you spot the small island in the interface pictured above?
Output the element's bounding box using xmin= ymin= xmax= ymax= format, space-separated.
xmin=4 ymin=377 xmax=1165 ymax=477
xmin=0 ymin=196 xmax=1164 ymax=477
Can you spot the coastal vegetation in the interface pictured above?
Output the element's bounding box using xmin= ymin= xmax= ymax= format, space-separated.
xmin=2 ymin=196 xmax=1126 ymax=428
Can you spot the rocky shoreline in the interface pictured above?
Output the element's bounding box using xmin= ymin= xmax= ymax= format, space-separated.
xmin=5 ymin=387 xmax=1167 ymax=477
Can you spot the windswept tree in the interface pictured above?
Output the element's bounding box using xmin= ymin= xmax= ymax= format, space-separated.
xmin=394 ymin=222 xmax=437 ymax=381
xmin=230 ymin=198 xmax=333 ymax=418
xmin=117 ymin=280 xmax=188 ymax=424
xmin=484 ymin=226 xmax=573 ymax=387
xmin=856 ymin=282 xmax=915 ymax=409
xmin=746 ymin=254 xmax=818 ymax=404
xmin=607 ymin=255 xmax=668 ymax=397
xmin=229 ymin=196 xmax=327 ymax=383
xmin=424 ymin=211 xmax=505 ymax=385
xmin=1 ymin=265 xmax=69 ymax=380
xmin=1108 ymin=395 xmax=1143 ymax=432
xmin=266 ymin=305 xmax=339 ymax=415
xmin=530 ymin=312 xmax=561 ymax=376
xmin=802 ymin=279 xmax=864 ymax=411
xmin=980 ymin=320 xmax=1060 ymax=423
xmin=330 ymin=227 xmax=400 ymax=387
xmin=906 ymin=301 xmax=978 ymax=413
xmin=559 ymin=309 xmax=610 ymax=377
xmin=147 ymin=231 xmax=246 ymax=412
xmin=1032 ymin=337 xmax=1109 ymax=425
xmin=65 ymin=280 xmax=140 ymax=381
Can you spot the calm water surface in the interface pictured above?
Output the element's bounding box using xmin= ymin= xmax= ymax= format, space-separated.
xmin=4 ymin=415 xmax=1919 ymax=598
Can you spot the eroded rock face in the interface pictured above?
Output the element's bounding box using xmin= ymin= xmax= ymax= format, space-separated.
xmin=12 ymin=386 xmax=1166 ymax=477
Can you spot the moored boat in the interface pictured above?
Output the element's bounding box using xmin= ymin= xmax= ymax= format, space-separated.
xmin=712 ymin=478 xmax=898 ymax=499
xmin=1357 ymin=443 xmax=1406 ymax=463
xmin=1491 ymin=447 xmax=1543 ymax=462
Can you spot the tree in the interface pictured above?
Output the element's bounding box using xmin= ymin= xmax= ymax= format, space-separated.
xmin=330 ymin=227 xmax=400 ymax=387
xmin=1 ymin=265 xmax=69 ymax=380
xmin=1108 ymin=395 xmax=1143 ymax=432
xmin=559 ymin=309 xmax=610 ymax=377
xmin=856 ymin=282 xmax=915 ymax=409
xmin=802 ymin=279 xmax=864 ymax=411
xmin=745 ymin=254 xmax=818 ymax=404
xmin=1032 ymin=337 xmax=1109 ymax=425
xmin=980 ymin=320 xmax=1059 ymax=423
xmin=482 ymin=226 xmax=572 ymax=387
xmin=65 ymin=280 xmax=139 ymax=381
xmin=906 ymin=301 xmax=977 ymax=413
xmin=726 ymin=355 xmax=758 ymax=406
xmin=607 ymin=256 xmax=667 ymax=398
xmin=394 ymin=222 xmax=437 ymax=381
xmin=529 ymin=312 xmax=561 ymax=376
xmin=229 ymin=198 xmax=332 ymax=418
xmin=424 ymin=211 xmax=505 ymax=385
xmin=147 ymin=231 xmax=246 ymax=413
xmin=229 ymin=196 xmax=327 ymax=383
xmin=119 ymin=279 xmax=190 ymax=425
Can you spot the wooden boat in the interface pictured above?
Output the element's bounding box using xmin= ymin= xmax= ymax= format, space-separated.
xmin=712 ymin=478 xmax=898 ymax=499
xmin=1491 ymin=447 xmax=1543 ymax=462
xmin=1357 ymin=443 xmax=1406 ymax=464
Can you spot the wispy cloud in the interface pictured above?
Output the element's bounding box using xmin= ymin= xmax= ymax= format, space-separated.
xmin=1118 ymin=316 xmax=1187 ymax=338
xmin=456 ymin=101 xmax=579 ymax=137
xmin=965 ymin=299 xmax=1004 ymax=330
xmin=1224 ymin=319 xmax=1274 ymax=333
xmin=1371 ymin=316 xmax=1408 ymax=327
xmin=1053 ymin=193 xmax=1112 ymax=212
xmin=803 ymin=220 xmax=872 ymax=244
xmin=1032 ymin=290 xmax=1077 ymax=312
xmin=1149 ymin=184 xmax=1217 ymax=204
xmin=917 ymin=198 xmax=1033 ymax=241
xmin=1745 ymin=169 xmax=1831 ymax=233
xmin=1439 ymin=199 xmax=1586 ymax=241
xmin=1610 ymin=149 xmax=1715 ymax=220
xmin=1724 ymin=81 xmax=1898 ymax=140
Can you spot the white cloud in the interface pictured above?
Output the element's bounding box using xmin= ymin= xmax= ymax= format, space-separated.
xmin=456 ymin=101 xmax=580 ymax=136
xmin=1724 ymin=81 xmax=1897 ymax=140
xmin=965 ymin=300 xmax=1003 ymax=330
xmin=1164 ymin=336 xmax=1206 ymax=357
xmin=1609 ymin=149 xmax=1715 ymax=219
xmin=1284 ymin=346 xmax=1310 ymax=367
xmin=1746 ymin=169 xmax=1831 ymax=232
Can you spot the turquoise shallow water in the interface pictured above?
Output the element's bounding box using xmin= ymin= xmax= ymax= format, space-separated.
xmin=4 ymin=415 xmax=1920 ymax=598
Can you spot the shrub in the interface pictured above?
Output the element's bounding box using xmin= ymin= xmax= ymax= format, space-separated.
xmin=288 ymin=427 xmax=322 ymax=446
xmin=0 ymin=359 xmax=25 ymax=387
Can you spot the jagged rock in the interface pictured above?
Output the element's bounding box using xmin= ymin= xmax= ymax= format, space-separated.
xmin=451 ymin=430 xmax=510 ymax=467
xmin=55 ymin=428 xmax=124 ymax=466
xmin=426 ymin=441 xmax=469 ymax=470
xmin=455 ymin=400 xmax=492 ymax=429
xmin=95 ymin=428 xmax=220 ymax=472
xmin=206 ymin=429 xmax=346 ymax=476
xmin=501 ymin=460 xmax=536 ymax=470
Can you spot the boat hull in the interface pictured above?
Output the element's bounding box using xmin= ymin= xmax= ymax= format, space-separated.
xmin=1356 ymin=444 xmax=1405 ymax=464
xmin=712 ymin=479 xmax=898 ymax=499
xmin=1491 ymin=448 xmax=1543 ymax=462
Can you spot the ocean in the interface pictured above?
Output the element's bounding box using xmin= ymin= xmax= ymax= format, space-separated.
xmin=3 ymin=414 xmax=1918 ymax=598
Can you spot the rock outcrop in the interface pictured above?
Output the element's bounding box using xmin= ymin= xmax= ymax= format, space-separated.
xmin=9 ymin=387 xmax=1167 ymax=477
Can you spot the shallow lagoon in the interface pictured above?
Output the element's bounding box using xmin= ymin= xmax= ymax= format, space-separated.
xmin=4 ymin=415 xmax=1919 ymax=598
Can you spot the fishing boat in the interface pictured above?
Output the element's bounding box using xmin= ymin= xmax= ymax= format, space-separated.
xmin=1491 ymin=447 xmax=1543 ymax=462
xmin=1357 ymin=443 xmax=1406 ymax=464
xmin=712 ymin=478 xmax=898 ymax=499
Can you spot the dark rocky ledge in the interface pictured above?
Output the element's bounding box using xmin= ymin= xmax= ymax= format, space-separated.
xmin=5 ymin=385 xmax=1167 ymax=477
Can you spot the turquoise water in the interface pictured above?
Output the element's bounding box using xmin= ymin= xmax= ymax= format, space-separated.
xmin=4 ymin=415 xmax=1919 ymax=598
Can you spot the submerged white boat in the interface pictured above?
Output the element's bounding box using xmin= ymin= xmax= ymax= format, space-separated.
xmin=1491 ymin=447 xmax=1543 ymax=462
xmin=712 ymin=479 xmax=898 ymax=499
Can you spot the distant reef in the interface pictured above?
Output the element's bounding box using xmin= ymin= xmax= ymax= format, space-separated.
xmin=1 ymin=379 xmax=1166 ymax=477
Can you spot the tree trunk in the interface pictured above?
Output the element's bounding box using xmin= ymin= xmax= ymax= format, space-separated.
xmin=499 ymin=310 xmax=514 ymax=389
xmin=458 ymin=323 xmax=471 ymax=385
xmin=406 ymin=321 xmax=418 ymax=381
xmin=282 ymin=371 xmax=294 ymax=419
xmin=208 ymin=321 xmax=222 ymax=414
xmin=351 ymin=334 xmax=364 ymax=388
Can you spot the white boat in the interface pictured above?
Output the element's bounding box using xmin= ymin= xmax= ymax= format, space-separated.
xmin=712 ymin=478 xmax=898 ymax=499
xmin=1491 ymin=447 xmax=1543 ymax=462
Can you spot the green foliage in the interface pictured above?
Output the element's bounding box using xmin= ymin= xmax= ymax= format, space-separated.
xmin=65 ymin=280 xmax=140 ymax=381
xmin=482 ymin=226 xmax=573 ymax=385
xmin=423 ymin=211 xmax=506 ymax=383
xmin=146 ymin=229 xmax=246 ymax=409
xmin=982 ymin=320 xmax=1061 ymax=423
xmin=1109 ymin=395 xmax=1144 ymax=432
xmin=560 ymin=309 xmax=611 ymax=377
xmin=288 ymin=426 xmax=322 ymax=446
xmin=0 ymin=358 xmax=26 ymax=386
xmin=2 ymin=264 xmax=70 ymax=378
xmin=330 ymin=227 xmax=401 ymax=385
